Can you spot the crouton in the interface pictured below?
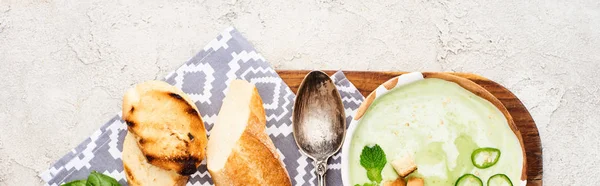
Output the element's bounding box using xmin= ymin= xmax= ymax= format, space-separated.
xmin=391 ymin=155 xmax=417 ymax=177
xmin=407 ymin=177 xmax=424 ymax=186
xmin=383 ymin=178 xmax=406 ymax=186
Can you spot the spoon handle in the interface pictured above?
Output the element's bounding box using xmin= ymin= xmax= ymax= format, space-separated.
xmin=315 ymin=158 xmax=328 ymax=186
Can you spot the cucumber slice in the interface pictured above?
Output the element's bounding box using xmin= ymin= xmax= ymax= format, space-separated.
xmin=487 ymin=174 xmax=513 ymax=186
xmin=455 ymin=174 xmax=483 ymax=186
xmin=471 ymin=147 xmax=501 ymax=169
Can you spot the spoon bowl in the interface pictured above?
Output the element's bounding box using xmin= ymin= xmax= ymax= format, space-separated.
xmin=293 ymin=71 xmax=346 ymax=186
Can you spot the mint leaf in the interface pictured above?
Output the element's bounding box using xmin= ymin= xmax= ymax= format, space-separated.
xmin=61 ymin=180 xmax=86 ymax=186
xmin=359 ymin=144 xmax=387 ymax=183
xmin=355 ymin=182 xmax=378 ymax=186
xmin=86 ymin=171 xmax=121 ymax=186
xmin=366 ymin=168 xmax=383 ymax=184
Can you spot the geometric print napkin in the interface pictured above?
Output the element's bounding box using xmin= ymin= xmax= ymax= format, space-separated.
xmin=40 ymin=27 xmax=365 ymax=186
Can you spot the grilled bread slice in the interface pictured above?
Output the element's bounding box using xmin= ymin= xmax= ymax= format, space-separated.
xmin=206 ymin=80 xmax=291 ymax=186
xmin=123 ymin=131 xmax=189 ymax=186
xmin=122 ymin=80 xmax=208 ymax=175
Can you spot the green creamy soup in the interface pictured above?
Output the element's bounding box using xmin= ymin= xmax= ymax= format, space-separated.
xmin=348 ymin=78 xmax=523 ymax=185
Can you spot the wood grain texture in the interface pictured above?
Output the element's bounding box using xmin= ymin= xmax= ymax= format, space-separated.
xmin=277 ymin=70 xmax=543 ymax=186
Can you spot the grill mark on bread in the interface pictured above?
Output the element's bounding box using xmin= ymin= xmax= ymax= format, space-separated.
xmin=125 ymin=120 xmax=136 ymax=127
xmin=145 ymin=154 xmax=200 ymax=175
xmin=168 ymin=92 xmax=185 ymax=101
xmin=175 ymin=156 xmax=200 ymax=175
xmin=145 ymin=155 xmax=156 ymax=162
xmin=187 ymin=133 xmax=194 ymax=141
xmin=137 ymin=137 xmax=156 ymax=145
xmin=123 ymin=164 xmax=136 ymax=183
xmin=186 ymin=108 xmax=198 ymax=115
xmin=167 ymin=91 xmax=201 ymax=117
xmin=166 ymin=91 xmax=198 ymax=114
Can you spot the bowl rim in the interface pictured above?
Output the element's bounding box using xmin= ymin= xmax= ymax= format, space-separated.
xmin=340 ymin=72 xmax=527 ymax=186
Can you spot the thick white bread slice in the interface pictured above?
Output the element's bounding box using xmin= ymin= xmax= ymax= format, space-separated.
xmin=206 ymin=80 xmax=291 ymax=186
xmin=122 ymin=80 xmax=208 ymax=175
xmin=123 ymin=131 xmax=188 ymax=186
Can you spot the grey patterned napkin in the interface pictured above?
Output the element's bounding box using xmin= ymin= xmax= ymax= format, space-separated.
xmin=40 ymin=27 xmax=365 ymax=186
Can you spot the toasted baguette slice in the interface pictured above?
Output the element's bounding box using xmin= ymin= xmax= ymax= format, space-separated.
xmin=123 ymin=131 xmax=188 ymax=186
xmin=206 ymin=80 xmax=291 ymax=186
xmin=122 ymin=80 xmax=208 ymax=175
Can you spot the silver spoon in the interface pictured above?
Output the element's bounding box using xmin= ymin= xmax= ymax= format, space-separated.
xmin=293 ymin=71 xmax=346 ymax=186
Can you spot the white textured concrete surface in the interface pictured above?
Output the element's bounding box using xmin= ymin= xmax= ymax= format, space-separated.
xmin=0 ymin=0 xmax=599 ymax=185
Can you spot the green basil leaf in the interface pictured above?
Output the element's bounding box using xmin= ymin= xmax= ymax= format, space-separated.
xmin=86 ymin=171 xmax=121 ymax=186
xmin=355 ymin=182 xmax=378 ymax=186
xmin=61 ymin=180 xmax=87 ymax=186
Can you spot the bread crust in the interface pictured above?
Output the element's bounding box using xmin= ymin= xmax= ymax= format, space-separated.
xmin=123 ymin=131 xmax=189 ymax=186
xmin=122 ymin=80 xmax=208 ymax=175
xmin=208 ymin=85 xmax=291 ymax=186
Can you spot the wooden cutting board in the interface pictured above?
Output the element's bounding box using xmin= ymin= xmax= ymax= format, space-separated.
xmin=277 ymin=70 xmax=543 ymax=186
